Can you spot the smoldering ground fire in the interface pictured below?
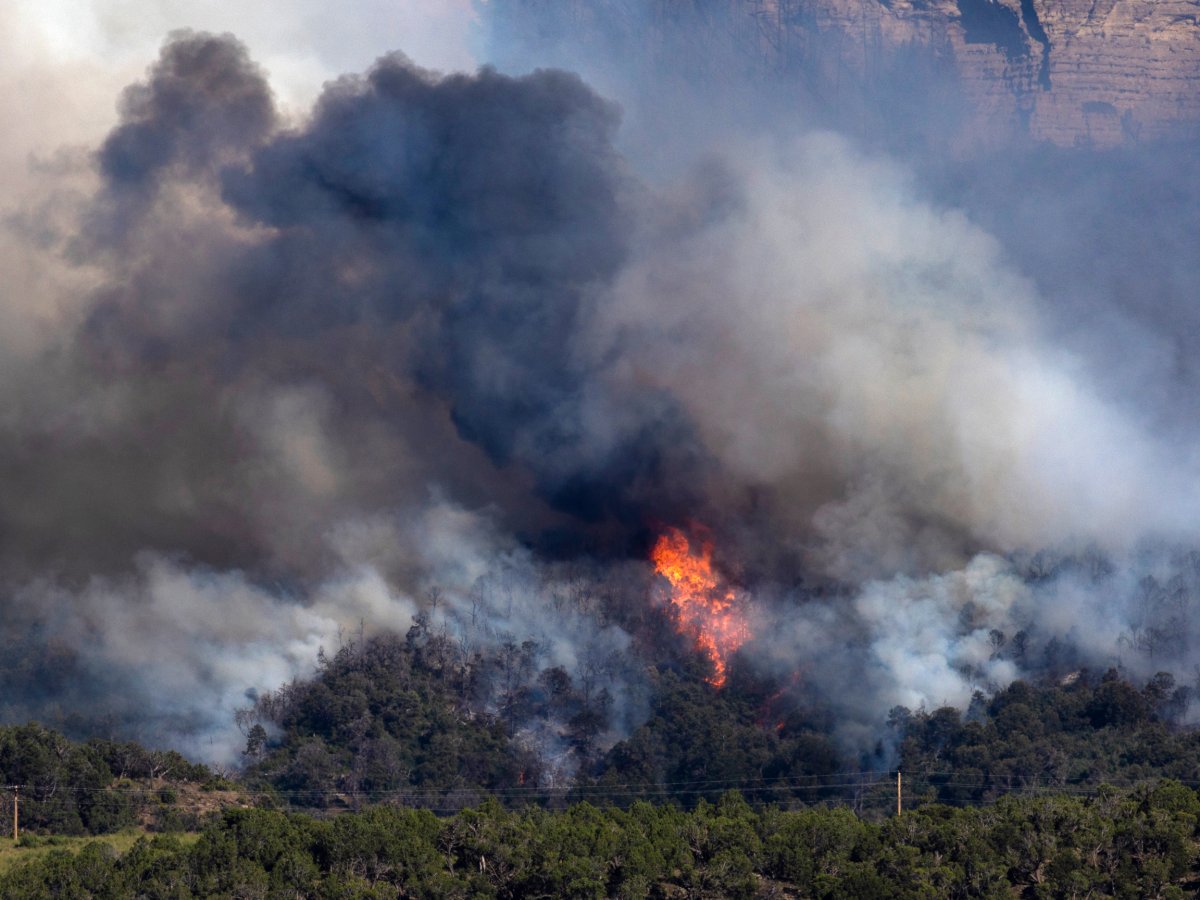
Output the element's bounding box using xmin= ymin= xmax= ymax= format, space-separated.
xmin=3 ymin=7 xmax=1200 ymax=771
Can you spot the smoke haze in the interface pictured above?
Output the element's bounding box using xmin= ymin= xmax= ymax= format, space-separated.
xmin=3 ymin=3 xmax=1200 ymax=762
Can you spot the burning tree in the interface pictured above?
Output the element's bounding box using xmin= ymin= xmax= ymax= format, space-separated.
xmin=651 ymin=526 xmax=752 ymax=687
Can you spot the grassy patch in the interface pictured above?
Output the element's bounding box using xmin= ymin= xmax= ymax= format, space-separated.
xmin=0 ymin=828 xmax=199 ymax=874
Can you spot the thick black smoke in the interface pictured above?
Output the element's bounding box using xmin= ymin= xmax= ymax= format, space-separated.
xmin=0 ymin=32 xmax=658 ymax=759
xmin=39 ymin=36 xmax=640 ymax=578
xmin=213 ymin=52 xmax=685 ymax=521
xmin=99 ymin=33 xmax=276 ymax=194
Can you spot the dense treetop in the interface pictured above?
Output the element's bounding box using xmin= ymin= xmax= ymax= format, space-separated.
xmin=4 ymin=784 xmax=1200 ymax=898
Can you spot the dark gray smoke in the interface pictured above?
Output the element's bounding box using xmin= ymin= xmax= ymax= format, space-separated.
xmin=2 ymin=7 xmax=1200 ymax=761
xmin=1 ymin=31 xmax=654 ymax=760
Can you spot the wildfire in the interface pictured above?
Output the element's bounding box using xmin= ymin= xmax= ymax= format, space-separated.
xmin=650 ymin=526 xmax=751 ymax=687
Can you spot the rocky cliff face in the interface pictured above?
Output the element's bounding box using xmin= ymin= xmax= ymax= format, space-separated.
xmin=752 ymin=0 xmax=1200 ymax=147
xmin=1022 ymin=0 xmax=1200 ymax=145
xmin=520 ymin=0 xmax=1200 ymax=148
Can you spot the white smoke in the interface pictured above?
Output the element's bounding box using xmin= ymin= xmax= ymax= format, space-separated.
xmin=3 ymin=499 xmax=644 ymax=764
xmin=591 ymin=134 xmax=1200 ymax=582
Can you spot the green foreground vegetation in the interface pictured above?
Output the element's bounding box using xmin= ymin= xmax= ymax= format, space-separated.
xmin=7 ymin=630 xmax=1200 ymax=896
xmin=2 ymin=785 xmax=1200 ymax=898
xmin=0 ymin=830 xmax=200 ymax=876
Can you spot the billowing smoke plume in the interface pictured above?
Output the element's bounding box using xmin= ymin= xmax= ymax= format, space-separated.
xmin=0 ymin=31 xmax=648 ymax=760
xmin=3 ymin=6 xmax=1200 ymax=763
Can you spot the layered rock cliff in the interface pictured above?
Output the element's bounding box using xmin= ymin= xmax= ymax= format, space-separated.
xmin=511 ymin=0 xmax=1200 ymax=147
xmin=753 ymin=0 xmax=1200 ymax=146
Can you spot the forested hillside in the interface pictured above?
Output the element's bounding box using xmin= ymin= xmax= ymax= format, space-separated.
xmin=10 ymin=623 xmax=1199 ymax=823
xmin=227 ymin=624 xmax=1200 ymax=815
xmin=0 ymin=724 xmax=226 ymax=835
xmin=6 ymin=653 xmax=1200 ymax=896
xmin=897 ymin=670 xmax=1200 ymax=807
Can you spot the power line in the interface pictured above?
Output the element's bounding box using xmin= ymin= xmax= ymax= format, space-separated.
xmin=1 ymin=764 xmax=1194 ymax=826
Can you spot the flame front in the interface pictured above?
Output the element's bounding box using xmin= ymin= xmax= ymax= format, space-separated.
xmin=651 ymin=526 xmax=751 ymax=687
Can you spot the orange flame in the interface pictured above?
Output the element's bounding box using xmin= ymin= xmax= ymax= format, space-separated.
xmin=650 ymin=526 xmax=751 ymax=687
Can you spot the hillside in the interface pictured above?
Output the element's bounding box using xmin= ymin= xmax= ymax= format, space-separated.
xmin=234 ymin=628 xmax=1200 ymax=815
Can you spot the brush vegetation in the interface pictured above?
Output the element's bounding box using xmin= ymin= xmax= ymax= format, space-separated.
xmin=2 ymin=788 xmax=1200 ymax=897
xmin=5 ymin=637 xmax=1200 ymax=895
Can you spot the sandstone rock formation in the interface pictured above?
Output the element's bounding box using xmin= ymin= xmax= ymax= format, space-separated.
xmin=749 ymin=0 xmax=1200 ymax=147
xmin=516 ymin=0 xmax=1200 ymax=148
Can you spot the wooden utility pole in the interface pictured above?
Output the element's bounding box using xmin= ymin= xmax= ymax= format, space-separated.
xmin=896 ymin=771 xmax=902 ymax=816
xmin=10 ymin=786 xmax=17 ymax=842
